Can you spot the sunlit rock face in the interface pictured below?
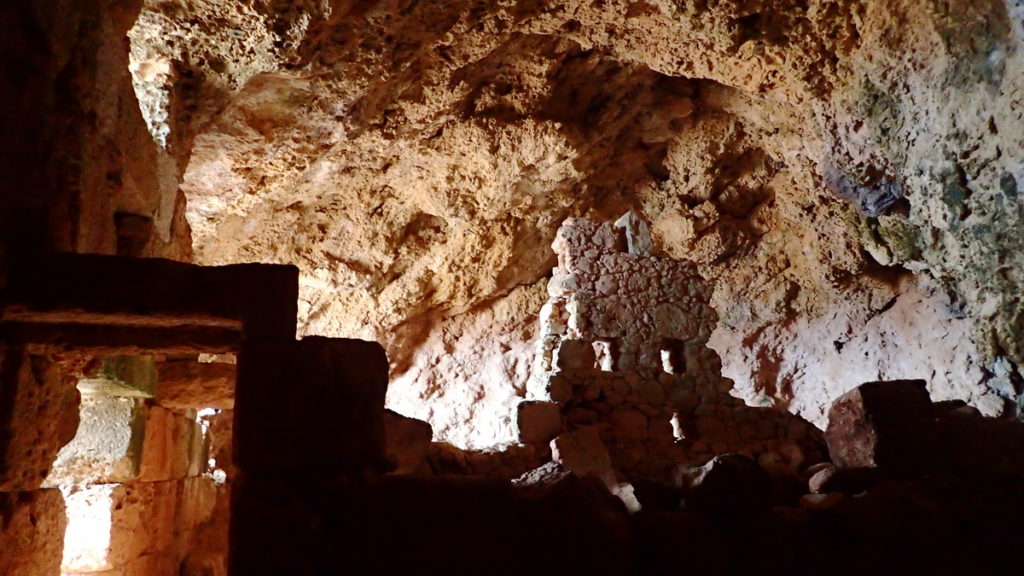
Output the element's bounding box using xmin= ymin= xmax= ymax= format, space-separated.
xmin=137 ymin=0 xmax=1024 ymax=448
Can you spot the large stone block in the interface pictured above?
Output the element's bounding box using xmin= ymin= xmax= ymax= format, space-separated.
xmin=139 ymin=405 xmax=206 ymax=482
xmin=234 ymin=337 xmax=389 ymax=474
xmin=62 ymin=479 xmax=212 ymax=575
xmin=2 ymin=253 xmax=299 ymax=343
xmin=156 ymin=361 xmax=235 ymax=410
xmin=383 ymin=409 xmax=432 ymax=475
xmin=1 ymin=349 xmax=80 ymax=491
xmin=825 ymin=380 xmax=937 ymax=473
xmin=0 ymin=488 xmax=67 ymax=576
xmin=554 ymin=339 xmax=596 ymax=371
xmin=45 ymin=395 xmax=146 ymax=486
xmin=551 ymin=427 xmax=616 ymax=487
xmin=1 ymin=322 xmax=242 ymax=355
xmin=516 ymin=400 xmax=562 ymax=444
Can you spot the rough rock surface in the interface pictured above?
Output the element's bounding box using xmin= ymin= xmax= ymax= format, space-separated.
xmin=44 ymin=395 xmax=147 ymax=486
xmin=825 ymin=380 xmax=937 ymax=473
xmin=156 ymin=360 xmax=236 ymax=410
xmin=0 ymin=0 xmax=193 ymax=262
xmin=385 ymin=281 xmax=546 ymax=448
xmin=0 ymin=488 xmax=67 ymax=576
xmin=0 ymin=351 xmax=80 ymax=491
xmin=60 ymin=478 xmax=218 ymax=574
xmin=106 ymin=0 xmax=1024 ymax=448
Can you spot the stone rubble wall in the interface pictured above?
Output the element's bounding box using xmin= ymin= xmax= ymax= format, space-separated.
xmin=541 ymin=216 xmax=715 ymax=372
xmin=528 ymin=218 xmax=824 ymax=482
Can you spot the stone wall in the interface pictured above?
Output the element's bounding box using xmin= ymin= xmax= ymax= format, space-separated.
xmin=526 ymin=217 xmax=823 ymax=482
xmin=0 ymin=349 xmax=78 ymax=575
xmin=42 ymin=355 xmax=233 ymax=576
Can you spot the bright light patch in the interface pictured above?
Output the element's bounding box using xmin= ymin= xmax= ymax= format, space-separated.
xmin=60 ymin=484 xmax=115 ymax=573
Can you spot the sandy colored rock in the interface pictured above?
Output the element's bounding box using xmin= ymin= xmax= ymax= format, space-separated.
xmin=0 ymin=488 xmax=67 ymax=576
xmin=4 ymin=0 xmax=1024 ymax=455
xmin=530 ymin=217 xmax=826 ymax=481
xmin=385 ymin=281 xmax=546 ymax=449
xmin=0 ymin=350 xmax=80 ymax=491
xmin=554 ymin=340 xmax=597 ymax=371
xmin=517 ymin=401 xmax=563 ymax=445
xmin=156 ymin=361 xmax=235 ymax=410
xmin=383 ymin=409 xmax=433 ymax=475
xmin=61 ymin=477 xmax=218 ymax=574
xmin=45 ymin=395 xmax=146 ymax=486
xmin=77 ymin=355 xmax=158 ymax=398
xmin=0 ymin=0 xmax=192 ymax=262
xmin=139 ymin=404 xmax=206 ymax=482
xmin=826 ymin=380 xmax=937 ymax=474
xmin=181 ymin=552 xmax=227 ymax=576
xmin=112 ymin=0 xmax=1020 ymax=451
xmin=551 ymin=427 xmax=616 ymax=488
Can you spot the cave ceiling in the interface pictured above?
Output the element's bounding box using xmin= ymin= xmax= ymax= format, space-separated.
xmin=126 ymin=0 xmax=1024 ymax=446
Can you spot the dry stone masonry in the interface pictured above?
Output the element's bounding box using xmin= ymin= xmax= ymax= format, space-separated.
xmin=525 ymin=216 xmax=824 ymax=486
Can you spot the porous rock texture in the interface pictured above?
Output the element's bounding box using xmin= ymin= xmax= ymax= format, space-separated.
xmin=122 ymin=0 xmax=1024 ymax=447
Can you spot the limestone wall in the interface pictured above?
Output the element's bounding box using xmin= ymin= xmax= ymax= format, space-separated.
xmin=527 ymin=217 xmax=824 ymax=482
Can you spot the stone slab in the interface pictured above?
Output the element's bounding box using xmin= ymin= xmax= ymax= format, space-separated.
xmin=1 ymin=253 xmax=298 ymax=341
xmin=44 ymin=395 xmax=146 ymax=486
xmin=516 ymin=400 xmax=562 ymax=444
xmin=139 ymin=405 xmax=206 ymax=482
xmin=78 ymin=355 xmax=158 ymax=397
xmin=62 ymin=478 xmax=217 ymax=574
xmin=2 ymin=322 xmax=242 ymax=355
xmin=383 ymin=409 xmax=432 ymax=475
xmin=550 ymin=427 xmax=616 ymax=487
xmin=234 ymin=337 xmax=389 ymax=474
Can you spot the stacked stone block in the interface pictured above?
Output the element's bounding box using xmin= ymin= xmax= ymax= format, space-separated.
xmin=0 ymin=254 xmax=299 ymax=575
xmin=525 ymin=217 xmax=823 ymax=484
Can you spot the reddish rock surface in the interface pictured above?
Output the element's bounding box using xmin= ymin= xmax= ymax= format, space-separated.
xmin=825 ymin=380 xmax=937 ymax=473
